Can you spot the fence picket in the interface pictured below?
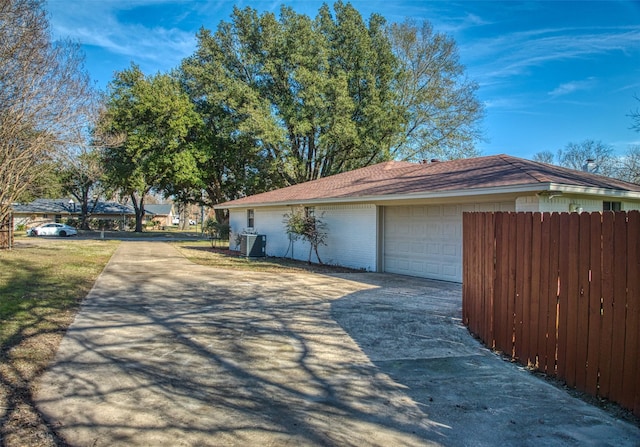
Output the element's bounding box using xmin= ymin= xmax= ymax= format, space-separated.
xmin=621 ymin=211 xmax=639 ymax=410
xmin=521 ymin=213 xmax=534 ymax=366
xmin=537 ymin=213 xmax=552 ymax=373
xmin=575 ymin=212 xmax=591 ymax=390
xmin=494 ymin=213 xmax=509 ymax=353
xmin=507 ymin=213 xmax=517 ymax=358
xmin=462 ymin=213 xmax=470 ymax=327
xmin=545 ymin=213 xmax=561 ymax=376
xmin=514 ymin=213 xmax=526 ymax=361
xmin=0 ymin=215 xmax=14 ymax=249
xmin=564 ymin=213 xmax=580 ymax=387
xmin=585 ymin=212 xmax=602 ymax=396
xmin=556 ymin=213 xmax=571 ymax=381
xmin=529 ymin=213 xmax=542 ymax=369
xmin=484 ymin=213 xmax=495 ymax=348
xmin=599 ymin=212 xmax=615 ymax=399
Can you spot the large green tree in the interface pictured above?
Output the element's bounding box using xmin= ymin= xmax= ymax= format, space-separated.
xmin=179 ymin=26 xmax=280 ymax=222
xmin=181 ymin=2 xmax=404 ymax=191
xmin=179 ymin=2 xmax=483 ymax=213
xmin=99 ymin=65 xmax=201 ymax=232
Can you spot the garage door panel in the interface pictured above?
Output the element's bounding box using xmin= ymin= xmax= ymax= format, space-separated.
xmin=442 ymin=264 xmax=458 ymax=277
xmin=398 ymin=223 xmax=411 ymax=234
xmin=442 ymin=243 xmax=457 ymax=256
xmin=409 ymin=261 xmax=424 ymax=274
xmin=411 ymin=243 xmax=425 ymax=254
xmin=426 ymin=243 xmax=439 ymax=255
xmin=383 ymin=205 xmax=463 ymax=282
xmin=426 ymin=206 xmax=442 ymax=217
xmin=443 ymin=205 xmax=458 ymax=216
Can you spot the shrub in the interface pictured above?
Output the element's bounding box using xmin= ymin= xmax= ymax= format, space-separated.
xmin=283 ymin=206 xmax=328 ymax=264
xmin=204 ymin=218 xmax=230 ymax=248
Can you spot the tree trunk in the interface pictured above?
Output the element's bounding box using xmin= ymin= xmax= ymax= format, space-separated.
xmin=214 ymin=208 xmax=228 ymax=224
xmin=80 ymin=200 xmax=90 ymax=230
xmin=130 ymin=192 xmax=145 ymax=232
xmin=313 ymin=244 xmax=323 ymax=265
xmin=79 ymin=189 xmax=91 ymax=230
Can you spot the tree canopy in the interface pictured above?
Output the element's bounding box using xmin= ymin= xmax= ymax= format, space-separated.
xmin=99 ymin=65 xmax=201 ymax=231
xmin=531 ymin=139 xmax=640 ymax=184
xmin=178 ymin=1 xmax=483 ymax=208
xmin=389 ymin=19 xmax=483 ymax=161
xmin=533 ymin=140 xmax=617 ymax=177
xmin=181 ymin=2 xmax=406 ymax=188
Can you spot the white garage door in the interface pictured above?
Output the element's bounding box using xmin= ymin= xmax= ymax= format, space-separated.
xmin=383 ymin=203 xmax=513 ymax=282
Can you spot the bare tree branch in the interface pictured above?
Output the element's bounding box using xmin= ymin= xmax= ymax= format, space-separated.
xmin=0 ymin=0 xmax=93 ymax=228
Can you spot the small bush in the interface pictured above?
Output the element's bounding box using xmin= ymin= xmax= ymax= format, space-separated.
xmin=204 ymin=218 xmax=230 ymax=247
xmin=283 ymin=206 xmax=327 ymax=264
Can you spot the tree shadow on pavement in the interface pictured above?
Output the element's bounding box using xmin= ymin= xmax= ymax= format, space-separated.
xmin=35 ymin=254 xmax=449 ymax=446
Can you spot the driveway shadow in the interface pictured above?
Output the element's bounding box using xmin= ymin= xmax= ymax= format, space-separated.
xmin=330 ymin=274 xmax=640 ymax=447
xmin=35 ymin=243 xmax=449 ymax=446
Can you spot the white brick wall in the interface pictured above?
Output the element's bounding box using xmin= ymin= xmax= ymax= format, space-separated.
xmin=622 ymin=201 xmax=640 ymax=211
xmin=228 ymin=204 xmax=378 ymax=271
xmin=516 ymin=195 xmax=637 ymax=213
xmin=315 ymin=204 xmax=377 ymax=270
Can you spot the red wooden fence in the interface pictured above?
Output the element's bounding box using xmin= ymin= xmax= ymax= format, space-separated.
xmin=463 ymin=211 xmax=640 ymax=417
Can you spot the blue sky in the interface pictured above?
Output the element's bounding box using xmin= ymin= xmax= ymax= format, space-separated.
xmin=45 ymin=0 xmax=640 ymax=160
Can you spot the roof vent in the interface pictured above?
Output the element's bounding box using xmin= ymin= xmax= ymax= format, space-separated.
xmin=582 ymin=158 xmax=599 ymax=173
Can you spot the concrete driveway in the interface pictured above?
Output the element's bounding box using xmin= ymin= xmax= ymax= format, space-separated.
xmin=36 ymin=242 xmax=640 ymax=446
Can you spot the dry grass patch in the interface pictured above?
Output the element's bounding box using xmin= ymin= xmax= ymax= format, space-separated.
xmin=0 ymin=238 xmax=119 ymax=447
xmin=173 ymin=240 xmax=360 ymax=274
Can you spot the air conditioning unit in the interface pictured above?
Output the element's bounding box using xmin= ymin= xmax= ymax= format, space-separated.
xmin=240 ymin=234 xmax=266 ymax=257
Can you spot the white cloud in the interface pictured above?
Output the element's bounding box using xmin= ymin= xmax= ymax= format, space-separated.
xmin=464 ymin=26 xmax=640 ymax=83
xmin=548 ymin=77 xmax=597 ymax=98
xmin=46 ymin=0 xmax=200 ymax=69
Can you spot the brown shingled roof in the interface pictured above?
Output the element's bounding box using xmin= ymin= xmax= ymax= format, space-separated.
xmin=217 ymin=154 xmax=640 ymax=208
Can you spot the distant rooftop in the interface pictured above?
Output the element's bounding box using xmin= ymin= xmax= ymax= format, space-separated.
xmin=13 ymin=198 xmax=135 ymax=215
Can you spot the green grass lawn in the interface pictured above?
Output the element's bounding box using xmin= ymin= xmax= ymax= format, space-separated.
xmin=0 ymin=238 xmax=119 ymax=447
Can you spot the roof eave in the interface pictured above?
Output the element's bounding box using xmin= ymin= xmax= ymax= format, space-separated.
xmin=548 ymin=183 xmax=640 ymax=199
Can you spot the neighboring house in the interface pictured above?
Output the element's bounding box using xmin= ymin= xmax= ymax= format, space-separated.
xmin=12 ymin=198 xmax=135 ymax=229
xmin=215 ymin=154 xmax=640 ymax=283
xmin=144 ymin=204 xmax=175 ymax=228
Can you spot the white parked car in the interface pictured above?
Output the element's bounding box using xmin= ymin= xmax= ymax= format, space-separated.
xmin=27 ymin=223 xmax=78 ymax=237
